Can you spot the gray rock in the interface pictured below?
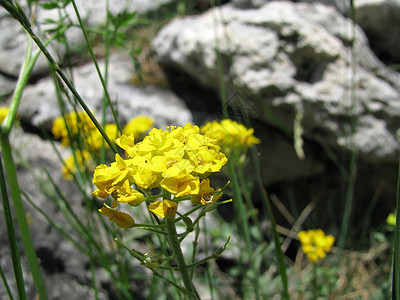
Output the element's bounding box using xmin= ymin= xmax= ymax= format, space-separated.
xmin=152 ymin=1 xmax=400 ymax=163
xmin=0 ymin=0 xmax=174 ymax=95
xmin=354 ymin=0 xmax=400 ymax=64
xmin=0 ymin=73 xmax=16 ymax=99
xmin=302 ymin=0 xmax=349 ymax=13
xmin=17 ymin=51 xmax=193 ymax=130
xmin=231 ymin=0 xmax=271 ymax=8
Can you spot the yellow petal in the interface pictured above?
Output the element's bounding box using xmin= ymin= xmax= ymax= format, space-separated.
xmin=148 ymin=200 xmax=178 ymax=218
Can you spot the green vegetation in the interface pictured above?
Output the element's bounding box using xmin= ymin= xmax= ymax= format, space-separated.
xmin=0 ymin=0 xmax=396 ymax=299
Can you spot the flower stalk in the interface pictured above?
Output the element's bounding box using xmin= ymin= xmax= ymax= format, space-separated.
xmin=0 ymin=29 xmax=48 ymax=300
xmin=165 ymin=218 xmax=200 ymax=299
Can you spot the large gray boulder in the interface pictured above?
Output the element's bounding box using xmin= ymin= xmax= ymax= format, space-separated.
xmin=0 ymin=0 xmax=173 ymax=97
xmin=152 ymin=1 xmax=400 ymax=164
xmin=17 ymin=51 xmax=192 ymax=130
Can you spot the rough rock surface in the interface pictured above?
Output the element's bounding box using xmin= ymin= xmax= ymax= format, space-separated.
xmin=0 ymin=0 xmax=174 ymax=94
xmin=231 ymin=0 xmax=271 ymax=8
xmin=17 ymin=51 xmax=192 ymax=131
xmin=152 ymin=1 xmax=400 ymax=164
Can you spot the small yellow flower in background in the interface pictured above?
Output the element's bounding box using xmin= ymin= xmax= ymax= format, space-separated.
xmin=0 ymin=107 xmax=9 ymax=124
xmin=298 ymin=229 xmax=335 ymax=263
xmin=52 ymin=111 xmax=96 ymax=147
xmin=387 ymin=213 xmax=396 ymax=227
xmin=201 ymin=119 xmax=260 ymax=152
xmin=52 ymin=110 xmax=122 ymax=150
xmin=123 ymin=115 xmax=154 ymax=139
xmin=84 ymin=123 xmax=120 ymax=149
xmin=149 ymin=200 xmax=178 ymax=218
xmin=62 ymin=150 xmax=93 ymax=180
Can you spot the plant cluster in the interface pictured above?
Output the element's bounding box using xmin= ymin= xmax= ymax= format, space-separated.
xmin=92 ymin=123 xmax=228 ymax=226
xmin=52 ymin=111 xmax=154 ymax=179
xmin=200 ymin=118 xmax=261 ymax=152
xmin=298 ymin=229 xmax=335 ymax=263
xmin=0 ymin=0 xmax=396 ymax=299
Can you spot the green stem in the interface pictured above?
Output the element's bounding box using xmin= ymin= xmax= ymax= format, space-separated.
xmin=70 ymin=0 xmax=122 ymax=133
xmin=0 ymin=259 xmax=15 ymax=300
xmin=251 ymin=147 xmax=289 ymax=300
xmin=0 ymin=27 xmax=48 ymax=299
xmin=337 ymin=151 xmax=358 ymax=258
xmin=393 ymin=154 xmax=400 ymax=300
xmin=165 ymin=218 xmax=199 ymax=299
xmin=0 ymin=137 xmax=48 ymax=300
xmin=228 ymin=162 xmax=252 ymax=249
xmin=0 ymin=155 xmax=25 ymax=300
xmin=312 ymin=264 xmax=317 ymax=300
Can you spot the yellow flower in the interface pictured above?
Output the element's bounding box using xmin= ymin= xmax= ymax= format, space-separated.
xmin=161 ymin=158 xmax=194 ymax=178
xmin=123 ymin=116 xmax=154 ymax=139
xmin=0 ymin=107 xmax=9 ymax=124
xmin=191 ymin=179 xmax=222 ymax=205
xmin=188 ymin=147 xmax=228 ymax=175
xmin=93 ymin=123 xmax=228 ymax=224
xmin=114 ymin=179 xmax=146 ymax=206
xmin=52 ymin=111 xmax=96 ymax=147
xmin=387 ymin=213 xmax=396 ymax=227
xmin=92 ymin=154 xmax=132 ymax=194
xmin=115 ymin=134 xmax=136 ymax=156
xmin=201 ymin=119 xmax=260 ymax=152
xmin=99 ymin=202 xmax=135 ymax=229
xmin=62 ymin=150 xmax=93 ymax=180
xmin=160 ymin=174 xmax=200 ymax=198
xmin=85 ymin=123 xmax=119 ymax=150
xmin=148 ymin=199 xmax=178 ymax=218
xmin=131 ymin=154 xmax=158 ymax=189
xmin=298 ymin=229 xmax=335 ymax=263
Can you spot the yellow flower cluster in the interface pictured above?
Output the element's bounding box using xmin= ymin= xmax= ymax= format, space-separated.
xmin=52 ymin=112 xmax=153 ymax=149
xmin=62 ymin=150 xmax=94 ymax=180
xmin=92 ymin=123 xmax=228 ymax=227
xmin=52 ymin=111 xmax=153 ymax=180
xmin=200 ymin=119 xmax=260 ymax=152
xmin=0 ymin=106 xmax=9 ymax=124
xmin=298 ymin=229 xmax=335 ymax=263
xmin=123 ymin=115 xmax=154 ymax=140
xmin=52 ymin=111 xmax=97 ymax=147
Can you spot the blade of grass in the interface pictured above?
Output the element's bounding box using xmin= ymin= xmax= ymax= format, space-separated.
xmin=0 ymin=137 xmax=48 ymax=300
xmin=392 ymin=155 xmax=400 ymax=300
xmin=0 ymin=259 xmax=15 ymax=300
xmin=70 ymin=0 xmax=122 ymax=133
xmin=0 ymin=155 xmax=25 ymax=300
xmin=0 ymin=28 xmax=48 ymax=299
xmin=251 ymin=145 xmax=289 ymax=300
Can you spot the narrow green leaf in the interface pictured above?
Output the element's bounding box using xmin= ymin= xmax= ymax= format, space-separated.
xmin=392 ymin=156 xmax=400 ymax=300
xmin=0 ymin=155 xmax=25 ymax=300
